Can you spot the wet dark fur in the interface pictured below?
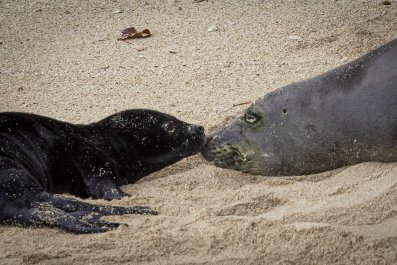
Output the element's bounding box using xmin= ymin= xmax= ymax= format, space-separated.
xmin=0 ymin=109 xmax=205 ymax=233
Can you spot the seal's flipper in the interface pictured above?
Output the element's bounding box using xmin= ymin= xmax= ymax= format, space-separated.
xmin=55 ymin=211 xmax=121 ymax=234
xmin=0 ymin=163 xmax=157 ymax=233
xmin=35 ymin=192 xmax=158 ymax=215
xmin=1 ymin=191 xmax=157 ymax=233
xmin=0 ymin=187 xmax=121 ymax=233
xmin=83 ymin=176 xmax=130 ymax=201
xmin=0 ymin=165 xmax=157 ymax=233
xmin=70 ymin=143 xmax=132 ymax=200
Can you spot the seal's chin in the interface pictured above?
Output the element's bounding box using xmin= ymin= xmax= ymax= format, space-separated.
xmin=150 ymin=136 xmax=206 ymax=166
xmin=178 ymin=135 xmax=207 ymax=157
xmin=202 ymin=144 xmax=252 ymax=170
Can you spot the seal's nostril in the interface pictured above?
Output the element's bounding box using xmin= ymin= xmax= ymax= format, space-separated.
xmin=197 ymin=126 xmax=204 ymax=134
xmin=188 ymin=125 xmax=205 ymax=135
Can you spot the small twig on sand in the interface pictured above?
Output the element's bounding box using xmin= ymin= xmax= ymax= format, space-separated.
xmin=232 ymin=101 xmax=251 ymax=107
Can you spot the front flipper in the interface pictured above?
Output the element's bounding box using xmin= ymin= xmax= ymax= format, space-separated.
xmin=83 ymin=176 xmax=130 ymax=201
xmin=69 ymin=141 xmax=133 ymax=201
xmin=27 ymin=208 xmax=121 ymax=234
xmin=1 ymin=191 xmax=158 ymax=234
xmin=36 ymin=192 xmax=158 ymax=215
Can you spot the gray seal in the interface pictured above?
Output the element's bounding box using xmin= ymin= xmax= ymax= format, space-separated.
xmin=203 ymin=38 xmax=397 ymax=175
xmin=0 ymin=109 xmax=205 ymax=233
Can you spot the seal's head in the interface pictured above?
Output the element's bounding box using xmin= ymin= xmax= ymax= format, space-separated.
xmin=203 ymin=106 xmax=264 ymax=174
xmin=96 ymin=109 xmax=206 ymax=168
xmin=202 ymin=98 xmax=290 ymax=176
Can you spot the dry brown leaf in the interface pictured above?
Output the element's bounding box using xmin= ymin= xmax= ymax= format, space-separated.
xmin=118 ymin=27 xmax=151 ymax=41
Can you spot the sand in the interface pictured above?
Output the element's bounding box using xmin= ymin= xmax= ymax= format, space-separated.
xmin=0 ymin=0 xmax=396 ymax=264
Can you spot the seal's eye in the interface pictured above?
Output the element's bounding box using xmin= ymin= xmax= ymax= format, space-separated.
xmin=243 ymin=110 xmax=261 ymax=124
xmin=162 ymin=121 xmax=176 ymax=134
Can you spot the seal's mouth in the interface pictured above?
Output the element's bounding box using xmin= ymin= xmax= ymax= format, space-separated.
xmin=151 ymin=134 xmax=206 ymax=165
xmin=202 ymin=144 xmax=252 ymax=170
xmin=179 ymin=135 xmax=207 ymax=156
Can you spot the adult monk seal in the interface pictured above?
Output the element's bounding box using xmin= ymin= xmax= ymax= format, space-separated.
xmin=0 ymin=109 xmax=205 ymax=233
xmin=203 ymin=38 xmax=397 ymax=175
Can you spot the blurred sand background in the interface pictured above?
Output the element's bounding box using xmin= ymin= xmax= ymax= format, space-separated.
xmin=0 ymin=0 xmax=396 ymax=264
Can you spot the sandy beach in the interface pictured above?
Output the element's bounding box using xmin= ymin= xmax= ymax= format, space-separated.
xmin=1 ymin=0 xmax=396 ymax=264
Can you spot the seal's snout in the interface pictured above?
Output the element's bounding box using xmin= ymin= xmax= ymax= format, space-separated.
xmin=201 ymin=124 xmax=253 ymax=170
xmin=187 ymin=125 xmax=204 ymax=136
xmin=202 ymin=133 xmax=223 ymax=148
xmin=202 ymin=144 xmax=250 ymax=170
xmin=184 ymin=125 xmax=207 ymax=152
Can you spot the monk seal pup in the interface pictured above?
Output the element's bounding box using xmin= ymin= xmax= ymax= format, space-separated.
xmin=0 ymin=109 xmax=205 ymax=233
xmin=203 ymin=38 xmax=397 ymax=175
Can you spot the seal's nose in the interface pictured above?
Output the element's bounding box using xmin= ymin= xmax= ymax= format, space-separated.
xmin=187 ymin=125 xmax=204 ymax=135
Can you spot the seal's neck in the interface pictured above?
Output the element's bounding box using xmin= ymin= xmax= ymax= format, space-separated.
xmin=81 ymin=124 xmax=182 ymax=185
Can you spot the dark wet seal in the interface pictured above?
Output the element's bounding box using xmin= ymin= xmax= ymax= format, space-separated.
xmin=0 ymin=109 xmax=206 ymax=233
